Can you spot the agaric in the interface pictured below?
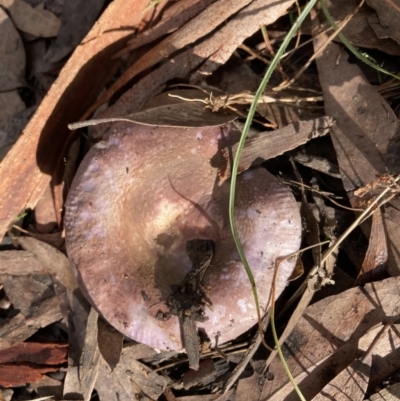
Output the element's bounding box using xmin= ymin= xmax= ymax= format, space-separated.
xmin=65 ymin=122 xmax=301 ymax=352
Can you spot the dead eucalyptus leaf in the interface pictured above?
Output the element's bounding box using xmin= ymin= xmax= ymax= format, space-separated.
xmin=0 ymin=8 xmax=25 ymax=90
xmin=0 ymin=0 xmax=61 ymax=37
xmin=356 ymin=208 xmax=388 ymax=285
xmin=370 ymin=382 xmax=400 ymax=401
xmin=115 ymin=0 xmax=216 ymax=57
xmin=69 ymin=98 xmax=235 ymax=130
xmin=313 ymin=27 xmax=400 ymax=276
xmin=83 ymin=0 xmax=256 ymax=120
xmin=366 ymin=0 xmax=400 ymax=45
xmin=97 ymin=317 xmax=123 ymax=371
xmin=219 ymin=116 xmax=334 ymax=179
xmin=45 ymin=0 xmax=107 ymax=63
xmin=0 ymin=296 xmax=62 ymax=350
xmin=263 ymin=277 xmax=400 ymax=400
xmin=0 ymin=0 xmax=149 ymax=240
xmin=91 ymin=0 xmax=296 ymax=138
xmin=324 ymin=0 xmax=400 ymax=55
xmin=0 ymin=91 xmax=25 ymax=126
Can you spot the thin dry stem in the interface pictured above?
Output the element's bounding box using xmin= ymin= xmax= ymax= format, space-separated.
xmin=275 ymin=0 xmax=365 ymax=91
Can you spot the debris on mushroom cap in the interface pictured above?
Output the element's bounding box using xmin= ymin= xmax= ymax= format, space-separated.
xmin=64 ymin=122 xmax=301 ymax=352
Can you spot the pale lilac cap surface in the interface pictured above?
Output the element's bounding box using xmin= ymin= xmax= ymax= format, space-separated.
xmin=65 ymin=122 xmax=301 ymax=351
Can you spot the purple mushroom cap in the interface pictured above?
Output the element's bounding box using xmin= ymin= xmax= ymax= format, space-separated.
xmin=65 ymin=122 xmax=301 ymax=351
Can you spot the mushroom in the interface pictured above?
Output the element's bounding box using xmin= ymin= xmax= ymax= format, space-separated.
xmin=65 ymin=122 xmax=301 ymax=354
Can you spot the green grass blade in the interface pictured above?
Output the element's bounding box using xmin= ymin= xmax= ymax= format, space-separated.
xmin=228 ymin=1 xmax=318 ymax=398
xmin=320 ymin=0 xmax=400 ymax=81
xmin=228 ymin=0 xmax=319 ymax=328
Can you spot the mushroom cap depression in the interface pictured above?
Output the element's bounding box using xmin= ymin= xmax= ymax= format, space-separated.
xmin=65 ymin=122 xmax=301 ymax=351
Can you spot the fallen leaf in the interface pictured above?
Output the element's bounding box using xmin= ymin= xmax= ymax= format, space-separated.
xmin=0 ymin=363 xmax=59 ymax=388
xmin=311 ymin=354 xmax=372 ymax=401
xmin=0 ymin=90 xmax=25 ymax=126
xmin=0 ymin=342 xmax=68 ymax=365
xmin=366 ymin=0 xmax=400 ymax=45
xmin=324 ymin=0 xmax=400 ymax=55
xmin=84 ymin=0 xmax=257 ymax=120
xmin=89 ymin=0 xmax=296 ymax=138
xmin=64 ymin=307 xmax=100 ymax=401
xmin=356 ymin=208 xmax=388 ymax=285
xmin=370 ymin=382 xmax=400 ymax=400
xmin=95 ymin=345 xmax=168 ymax=401
xmin=219 ymin=117 xmax=334 ymax=179
xmin=0 ymin=0 xmax=148 ymax=240
xmin=16 ymin=236 xmax=77 ymax=297
xmin=313 ymin=16 xmax=400 ymax=276
xmin=1 ymin=273 xmax=54 ymax=316
xmin=0 ymin=296 xmax=62 ymax=350
xmin=293 ymin=152 xmax=341 ymax=179
xmin=97 ymin=317 xmax=123 ymax=371
xmin=189 ymin=0 xmax=295 ymax=83
xmin=262 ymin=277 xmax=400 ymax=400
xmin=34 ymin=183 xmax=57 ymax=234
xmin=0 ymin=7 xmax=25 ymax=90
xmin=0 ymin=250 xmax=46 ymax=275
xmin=115 ymin=0 xmax=215 ymax=57
xmin=182 ymin=359 xmax=216 ymax=389
xmin=45 ymin=0 xmax=107 ymax=62
xmin=31 ymin=374 xmax=64 ymax=400
xmin=0 ymin=0 xmax=61 ymax=37
xmin=0 ymin=106 xmax=36 ymax=161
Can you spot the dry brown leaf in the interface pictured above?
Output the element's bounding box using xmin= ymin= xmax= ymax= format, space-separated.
xmin=0 ymin=363 xmax=59 ymax=388
xmin=314 ymin=43 xmax=395 ymax=190
xmin=84 ymin=0 xmax=256 ymax=120
xmin=1 ymin=272 xmax=54 ymax=316
xmin=370 ymin=382 xmax=400 ymax=400
xmin=0 ymin=342 xmax=68 ymax=365
xmin=311 ymin=355 xmax=372 ymax=401
xmin=0 ymin=296 xmax=62 ymax=350
xmin=34 ymin=184 xmax=57 ymax=233
xmin=12 ymin=225 xmax=64 ymax=248
xmin=219 ymin=117 xmax=334 ymax=179
xmin=17 ymin=236 xmax=76 ymax=295
xmin=182 ymin=359 xmax=216 ymax=390
xmin=313 ymin=19 xmax=400 ymax=276
xmin=366 ymin=0 xmax=400 ymax=45
xmin=176 ymin=391 xmax=235 ymax=401
xmin=0 ymin=0 xmax=61 ymax=37
xmin=0 ymin=7 xmax=25 ymax=90
xmin=96 ymin=357 xmax=135 ymax=401
xmin=120 ymin=342 xmax=158 ymax=360
xmin=324 ymin=0 xmax=400 ymax=55
xmin=0 ymin=250 xmax=46 ymax=275
xmin=356 ymin=208 xmax=388 ymax=284
xmin=235 ymin=362 xmax=264 ymax=401
xmin=95 ymin=344 xmax=168 ymax=401
xmin=0 ymin=107 xmax=36 ymax=162
xmin=97 ymin=317 xmax=123 ymax=371
xmin=92 ymin=0 xmax=295 ymax=138
xmin=31 ymin=374 xmax=64 ymax=400
xmin=45 ymin=0 xmax=107 ymax=62
xmin=116 ymin=0 xmax=216 ymax=57
xmin=0 ymin=90 xmax=25 ymax=126
xmin=64 ymin=307 xmax=100 ymax=401
xmin=262 ymin=277 xmax=400 ymax=400
xmin=189 ymin=0 xmax=295 ymax=83
xmin=293 ymin=153 xmax=341 ymax=179
xmin=0 ymin=0 xmax=148 ymax=240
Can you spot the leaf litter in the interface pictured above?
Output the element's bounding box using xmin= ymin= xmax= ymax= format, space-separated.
xmin=1 ymin=0 xmax=400 ymax=400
